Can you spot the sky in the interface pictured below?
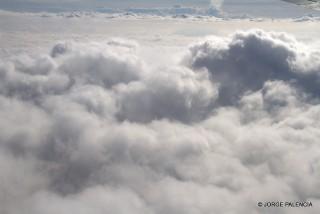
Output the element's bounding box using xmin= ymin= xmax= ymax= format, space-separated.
xmin=0 ymin=1 xmax=320 ymax=214
xmin=0 ymin=0 xmax=318 ymax=17
xmin=0 ymin=0 xmax=211 ymax=11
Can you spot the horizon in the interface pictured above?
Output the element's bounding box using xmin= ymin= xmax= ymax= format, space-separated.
xmin=0 ymin=0 xmax=318 ymax=18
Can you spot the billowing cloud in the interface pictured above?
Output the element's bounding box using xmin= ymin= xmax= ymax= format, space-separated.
xmin=187 ymin=30 xmax=320 ymax=105
xmin=0 ymin=30 xmax=320 ymax=214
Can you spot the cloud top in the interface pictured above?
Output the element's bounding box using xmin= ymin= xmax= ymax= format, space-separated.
xmin=0 ymin=30 xmax=320 ymax=214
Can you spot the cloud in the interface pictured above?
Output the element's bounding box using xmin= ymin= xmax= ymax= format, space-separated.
xmin=0 ymin=30 xmax=320 ymax=214
xmin=210 ymin=0 xmax=224 ymax=9
xmin=187 ymin=29 xmax=320 ymax=105
xmin=115 ymin=66 xmax=217 ymax=123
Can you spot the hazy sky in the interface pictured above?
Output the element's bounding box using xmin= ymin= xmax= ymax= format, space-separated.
xmin=0 ymin=0 xmax=211 ymax=11
xmin=0 ymin=0 xmax=317 ymax=18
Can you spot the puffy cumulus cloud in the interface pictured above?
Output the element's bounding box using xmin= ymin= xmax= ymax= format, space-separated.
xmin=1 ymin=30 xmax=320 ymax=214
xmin=51 ymin=42 xmax=73 ymax=58
xmin=187 ymin=29 xmax=320 ymax=105
xmin=0 ymin=56 xmax=69 ymax=101
xmin=115 ymin=66 xmax=217 ymax=123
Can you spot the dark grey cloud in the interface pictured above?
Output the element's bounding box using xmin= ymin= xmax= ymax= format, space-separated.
xmin=0 ymin=30 xmax=320 ymax=214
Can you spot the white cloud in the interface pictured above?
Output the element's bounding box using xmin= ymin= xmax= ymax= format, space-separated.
xmin=0 ymin=30 xmax=320 ymax=214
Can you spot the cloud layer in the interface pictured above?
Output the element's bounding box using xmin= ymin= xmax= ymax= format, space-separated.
xmin=0 ymin=30 xmax=320 ymax=214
